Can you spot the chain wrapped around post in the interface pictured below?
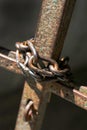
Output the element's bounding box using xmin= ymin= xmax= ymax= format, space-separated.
xmin=15 ymin=38 xmax=72 ymax=83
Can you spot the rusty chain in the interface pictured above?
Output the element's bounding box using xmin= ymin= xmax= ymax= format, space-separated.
xmin=15 ymin=38 xmax=72 ymax=83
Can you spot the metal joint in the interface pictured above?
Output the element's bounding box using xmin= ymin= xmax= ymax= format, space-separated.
xmin=15 ymin=39 xmax=72 ymax=83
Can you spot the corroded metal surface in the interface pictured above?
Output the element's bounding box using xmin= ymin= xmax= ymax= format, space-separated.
xmin=35 ymin=0 xmax=76 ymax=59
xmin=73 ymin=89 xmax=87 ymax=110
xmin=15 ymin=0 xmax=76 ymax=129
xmin=14 ymin=82 xmax=44 ymax=130
xmin=0 ymin=47 xmax=46 ymax=130
xmin=0 ymin=49 xmax=87 ymax=112
xmin=0 ymin=47 xmax=87 ymax=130
xmin=46 ymin=82 xmax=87 ymax=110
xmin=14 ymin=76 xmax=50 ymax=130
xmin=0 ymin=49 xmax=87 ymax=111
xmin=0 ymin=1 xmax=77 ymax=130
xmin=0 ymin=51 xmax=21 ymax=75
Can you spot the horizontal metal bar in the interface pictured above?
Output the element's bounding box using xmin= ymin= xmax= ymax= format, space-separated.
xmin=0 ymin=47 xmax=87 ymax=111
xmin=0 ymin=47 xmax=87 ymax=130
xmin=0 ymin=47 xmax=22 ymax=74
xmin=46 ymin=82 xmax=87 ymax=110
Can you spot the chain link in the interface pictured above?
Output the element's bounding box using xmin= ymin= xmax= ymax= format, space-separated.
xmin=15 ymin=38 xmax=72 ymax=82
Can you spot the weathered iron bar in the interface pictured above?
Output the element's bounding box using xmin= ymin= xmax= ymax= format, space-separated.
xmin=1 ymin=48 xmax=87 ymax=109
xmin=0 ymin=0 xmax=78 ymax=130
xmin=32 ymin=1 xmax=76 ymax=129
xmin=0 ymin=47 xmax=21 ymax=74
xmin=0 ymin=46 xmax=87 ymax=129
xmin=15 ymin=1 xmax=76 ymax=129
xmin=35 ymin=0 xmax=76 ymax=59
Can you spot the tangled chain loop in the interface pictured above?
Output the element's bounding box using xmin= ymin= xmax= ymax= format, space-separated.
xmin=15 ymin=38 xmax=72 ymax=82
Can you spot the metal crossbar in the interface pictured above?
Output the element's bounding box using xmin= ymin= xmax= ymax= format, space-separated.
xmin=0 ymin=0 xmax=87 ymax=130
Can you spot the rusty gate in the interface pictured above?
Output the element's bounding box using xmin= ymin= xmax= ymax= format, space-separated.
xmin=0 ymin=0 xmax=87 ymax=130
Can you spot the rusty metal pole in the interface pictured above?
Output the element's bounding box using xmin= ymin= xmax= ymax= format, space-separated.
xmin=35 ymin=0 xmax=76 ymax=59
xmin=15 ymin=1 xmax=76 ymax=130
xmin=0 ymin=1 xmax=77 ymax=130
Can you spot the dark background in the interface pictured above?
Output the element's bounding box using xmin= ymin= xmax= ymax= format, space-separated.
xmin=0 ymin=0 xmax=87 ymax=130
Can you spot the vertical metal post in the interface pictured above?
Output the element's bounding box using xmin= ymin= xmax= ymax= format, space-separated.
xmin=35 ymin=0 xmax=76 ymax=59
xmin=15 ymin=0 xmax=76 ymax=130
